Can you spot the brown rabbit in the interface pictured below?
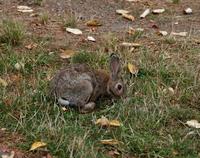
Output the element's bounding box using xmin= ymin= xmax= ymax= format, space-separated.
xmin=49 ymin=53 xmax=125 ymax=113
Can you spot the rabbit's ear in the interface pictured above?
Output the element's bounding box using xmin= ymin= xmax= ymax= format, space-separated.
xmin=110 ymin=53 xmax=120 ymax=80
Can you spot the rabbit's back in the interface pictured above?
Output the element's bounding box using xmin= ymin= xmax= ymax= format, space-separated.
xmin=50 ymin=64 xmax=95 ymax=107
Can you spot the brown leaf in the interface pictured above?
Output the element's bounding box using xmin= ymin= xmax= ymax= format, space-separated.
xmin=59 ymin=50 xmax=75 ymax=59
xmin=122 ymin=13 xmax=135 ymax=21
xmin=128 ymin=63 xmax=139 ymax=75
xmin=86 ymin=19 xmax=102 ymax=27
xmin=100 ymin=139 xmax=120 ymax=145
xmin=25 ymin=43 xmax=38 ymax=50
xmin=107 ymin=150 xmax=120 ymax=158
xmin=0 ymin=78 xmax=8 ymax=87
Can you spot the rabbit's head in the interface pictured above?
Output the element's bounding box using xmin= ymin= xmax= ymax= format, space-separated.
xmin=107 ymin=53 xmax=125 ymax=97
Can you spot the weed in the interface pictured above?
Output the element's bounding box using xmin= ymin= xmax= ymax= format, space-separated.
xmin=63 ymin=15 xmax=77 ymax=28
xmin=172 ymin=0 xmax=180 ymax=4
xmin=40 ymin=13 xmax=49 ymax=25
xmin=34 ymin=0 xmax=43 ymax=6
xmin=0 ymin=19 xmax=25 ymax=46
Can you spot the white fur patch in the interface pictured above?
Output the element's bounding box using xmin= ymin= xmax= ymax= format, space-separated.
xmin=58 ymin=97 xmax=70 ymax=106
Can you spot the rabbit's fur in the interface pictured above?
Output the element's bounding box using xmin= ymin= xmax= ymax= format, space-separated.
xmin=49 ymin=54 xmax=125 ymax=113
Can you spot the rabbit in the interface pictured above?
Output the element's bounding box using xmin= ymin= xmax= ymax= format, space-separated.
xmin=49 ymin=53 xmax=125 ymax=113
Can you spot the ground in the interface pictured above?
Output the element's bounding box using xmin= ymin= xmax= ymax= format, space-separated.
xmin=0 ymin=0 xmax=200 ymax=157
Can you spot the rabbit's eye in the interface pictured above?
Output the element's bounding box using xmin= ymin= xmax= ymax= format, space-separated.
xmin=115 ymin=83 xmax=123 ymax=91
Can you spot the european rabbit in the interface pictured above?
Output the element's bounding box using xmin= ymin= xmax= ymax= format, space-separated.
xmin=49 ymin=53 xmax=125 ymax=113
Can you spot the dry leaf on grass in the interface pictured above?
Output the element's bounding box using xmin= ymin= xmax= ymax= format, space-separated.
xmin=158 ymin=31 xmax=168 ymax=36
xmin=25 ymin=43 xmax=38 ymax=50
xmin=140 ymin=9 xmax=150 ymax=18
xmin=59 ymin=50 xmax=75 ymax=59
xmin=17 ymin=6 xmax=33 ymax=13
xmin=66 ymin=28 xmax=82 ymax=35
xmin=87 ymin=36 xmax=96 ymax=42
xmin=116 ymin=9 xmax=130 ymax=15
xmin=29 ymin=141 xmax=47 ymax=151
xmin=14 ymin=62 xmax=24 ymax=71
xmin=152 ymin=9 xmax=165 ymax=14
xmin=170 ymin=32 xmax=187 ymax=37
xmin=0 ymin=78 xmax=8 ymax=87
xmin=122 ymin=13 xmax=135 ymax=21
xmin=1 ymin=151 xmax=15 ymax=158
xmin=186 ymin=120 xmax=200 ymax=128
xmin=95 ymin=116 xmax=121 ymax=127
xmin=86 ymin=19 xmax=102 ymax=27
xmin=128 ymin=63 xmax=139 ymax=75
xmin=100 ymin=139 xmax=120 ymax=145
xmin=121 ymin=42 xmax=141 ymax=47
xmin=184 ymin=8 xmax=192 ymax=14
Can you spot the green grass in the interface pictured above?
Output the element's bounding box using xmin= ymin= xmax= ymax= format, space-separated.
xmin=40 ymin=12 xmax=49 ymax=25
xmin=0 ymin=19 xmax=25 ymax=46
xmin=63 ymin=14 xmax=77 ymax=28
xmin=0 ymin=24 xmax=200 ymax=158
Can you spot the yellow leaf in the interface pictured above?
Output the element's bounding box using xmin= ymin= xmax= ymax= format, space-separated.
xmin=29 ymin=141 xmax=47 ymax=151
xmin=59 ymin=50 xmax=75 ymax=59
xmin=95 ymin=117 xmax=121 ymax=127
xmin=0 ymin=78 xmax=8 ymax=87
xmin=95 ymin=116 xmax=109 ymax=126
xmin=86 ymin=19 xmax=102 ymax=27
xmin=109 ymin=120 xmax=121 ymax=127
xmin=122 ymin=13 xmax=135 ymax=21
xmin=100 ymin=139 xmax=120 ymax=145
xmin=128 ymin=63 xmax=139 ymax=75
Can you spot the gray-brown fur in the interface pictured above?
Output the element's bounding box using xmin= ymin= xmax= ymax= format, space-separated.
xmin=49 ymin=54 xmax=125 ymax=113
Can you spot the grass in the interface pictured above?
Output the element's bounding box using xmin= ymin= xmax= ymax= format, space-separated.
xmin=34 ymin=0 xmax=43 ymax=6
xmin=1 ymin=10 xmax=200 ymax=158
xmin=63 ymin=14 xmax=77 ymax=28
xmin=40 ymin=13 xmax=49 ymax=25
xmin=0 ymin=19 xmax=25 ymax=46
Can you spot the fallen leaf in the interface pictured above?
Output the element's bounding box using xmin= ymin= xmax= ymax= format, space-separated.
xmin=128 ymin=63 xmax=139 ymax=75
xmin=1 ymin=151 xmax=15 ymax=158
xmin=100 ymin=139 xmax=120 ymax=145
xmin=116 ymin=9 xmax=130 ymax=15
xmin=17 ymin=6 xmax=33 ymax=13
xmin=122 ymin=13 xmax=135 ymax=21
xmin=25 ymin=43 xmax=37 ymax=50
xmin=87 ymin=36 xmax=96 ymax=42
xmin=152 ymin=8 xmax=165 ymax=14
xmin=95 ymin=116 xmax=121 ymax=127
xmin=66 ymin=28 xmax=82 ymax=35
xmin=158 ymin=31 xmax=168 ymax=36
xmin=108 ymin=150 xmax=120 ymax=157
xmin=186 ymin=120 xmax=200 ymax=128
xmin=140 ymin=9 xmax=150 ymax=18
xmin=61 ymin=107 xmax=68 ymax=111
xmin=86 ymin=19 xmax=102 ymax=27
xmin=14 ymin=62 xmax=24 ymax=71
xmin=0 ymin=78 xmax=8 ymax=87
xmin=109 ymin=120 xmax=121 ymax=127
xmin=59 ymin=50 xmax=75 ymax=59
xmin=171 ymin=32 xmax=187 ymax=37
xmin=184 ymin=8 xmax=192 ymax=14
xmin=29 ymin=141 xmax=47 ymax=151
xmin=121 ymin=42 xmax=141 ymax=47
xmin=95 ymin=116 xmax=110 ymax=126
